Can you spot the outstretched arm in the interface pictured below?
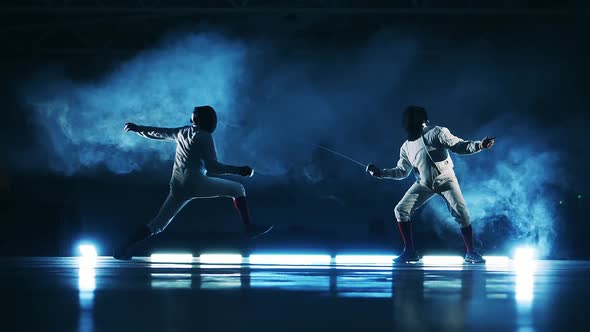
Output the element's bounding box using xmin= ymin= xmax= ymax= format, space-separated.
xmin=367 ymin=145 xmax=412 ymax=180
xmin=436 ymin=127 xmax=495 ymax=154
xmin=124 ymin=122 xmax=181 ymax=141
xmin=199 ymin=132 xmax=253 ymax=177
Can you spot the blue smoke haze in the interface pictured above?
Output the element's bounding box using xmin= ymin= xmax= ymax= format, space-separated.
xmin=422 ymin=117 xmax=561 ymax=257
xmin=25 ymin=33 xmax=248 ymax=174
xmin=20 ymin=29 xmax=569 ymax=257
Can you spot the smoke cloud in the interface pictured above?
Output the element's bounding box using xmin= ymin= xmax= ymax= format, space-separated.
xmin=422 ymin=117 xmax=562 ymax=257
xmin=21 ymin=30 xmax=418 ymax=176
xmin=23 ymin=33 xmax=248 ymax=174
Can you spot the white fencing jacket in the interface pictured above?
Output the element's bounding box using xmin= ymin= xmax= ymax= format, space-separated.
xmin=135 ymin=125 xmax=241 ymax=181
xmin=382 ymin=126 xmax=482 ymax=187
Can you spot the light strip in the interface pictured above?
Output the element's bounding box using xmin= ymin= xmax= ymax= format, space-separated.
xmin=146 ymin=252 xmax=511 ymax=267
xmin=421 ymin=255 xmax=464 ymax=265
xmin=150 ymin=253 xmax=193 ymax=263
xmin=249 ymin=254 xmax=331 ymax=265
xmin=334 ymin=255 xmax=396 ymax=265
xmin=199 ymin=254 xmax=243 ymax=264
xmin=483 ymin=256 xmax=511 ymax=265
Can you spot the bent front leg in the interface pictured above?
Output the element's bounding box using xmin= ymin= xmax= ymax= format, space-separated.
xmin=394 ymin=183 xmax=435 ymax=222
xmin=147 ymin=191 xmax=191 ymax=234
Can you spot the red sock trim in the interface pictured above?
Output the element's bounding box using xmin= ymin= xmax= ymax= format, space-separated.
xmin=460 ymin=224 xmax=474 ymax=252
xmin=397 ymin=221 xmax=414 ymax=251
xmin=233 ymin=196 xmax=251 ymax=225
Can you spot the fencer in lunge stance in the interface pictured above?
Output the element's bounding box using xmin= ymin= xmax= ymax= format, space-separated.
xmin=366 ymin=106 xmax=496 ymax=264
xmin=113 ymin=105 xmax=273 ymax=260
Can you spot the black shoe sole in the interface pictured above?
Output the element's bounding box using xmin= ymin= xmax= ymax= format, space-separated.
xmin=464 ymin=258 xmax=486 ymax=264
xmin=113 ymin=250 xmax=133 ymax=261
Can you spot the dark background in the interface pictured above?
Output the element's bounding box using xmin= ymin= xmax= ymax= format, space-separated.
xmin=0 ymin=1 xmax=588 ymax=258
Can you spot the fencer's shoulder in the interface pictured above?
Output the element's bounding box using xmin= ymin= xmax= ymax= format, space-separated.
xmin=178 ymin=125 xmax=201 ymax=141
xmin=400 ymin=141 xmax=409 ymax=153
xmin=428 ymin=126 xmax=452 ymax=137
xmin=435 ymin=126 xmax=453 ymax=132
xmin=177 ymin=125 xmax=194 ymax=136
xmin=421 ymin=125 xmax=440 ymax=137
xmin=429 ymin=125 xmax=446 ymax=132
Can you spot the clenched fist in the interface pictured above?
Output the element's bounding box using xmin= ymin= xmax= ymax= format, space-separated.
xmin=366 ymin=164 xmax=383 ymax=178
xmin=481 ymin=136 xmax=496 ymax=150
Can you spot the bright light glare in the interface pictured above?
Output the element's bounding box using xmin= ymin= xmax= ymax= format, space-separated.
xmin=249 ymin=254 xmax=331 ymax=265
xmin=78 ymin=244 xmax=97 ymax=258
xmin=515 ymin=269 xmax=535 ymax=304
xmin=78 ymin=264 xmax=96 ymax=310
xmin=199 ymin=254 xmax=243 ymax=264
xmin=78 ymin=267 xmax=96 ymax=292
xmin=150 ymin=253 xmax=193 ymax=263
xmin=513 ymin=247 xmax=537 ymax=304
xmin=513 ymin=247 xmax=537 ymax=262
xmin=334 ymin=255 xmax=395 ymax=265
xmin=421 ymin=255 xmax=464 ymax=265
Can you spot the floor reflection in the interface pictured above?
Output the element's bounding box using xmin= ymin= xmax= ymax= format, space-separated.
xmin=336 ymin=271 xmax=393 ymax=298
xmin=135 ymin=258 xmax=543 ymax=330
xmin=201 ymin=271 xmax=242 ymax=290
xmin=2 ymin=257 xmax=582 ymax=331
xmin=403 ymin=271 xmax=486 ymax=328
xmin=250 ymin=270 xmax=330 ymax=292
xmin=515 ymin=260 xmax=537 ymax=332
xmin=144 ymin=261 xmax=538 ymax=305
xmin=150 ymin=273 xmax=192 ymax=289
xmin=77 ymin=257 xmax=96 ymax=332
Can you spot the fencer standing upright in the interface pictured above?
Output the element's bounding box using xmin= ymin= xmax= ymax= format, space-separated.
xmin=366 ymin=106 xmax=495 ymax=263
xmin=113 ymin=105 xmax=273 ymax=260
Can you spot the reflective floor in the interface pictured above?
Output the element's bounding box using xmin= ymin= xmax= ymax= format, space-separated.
xmin=3 ymin=257 xmax=590 ymax=331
